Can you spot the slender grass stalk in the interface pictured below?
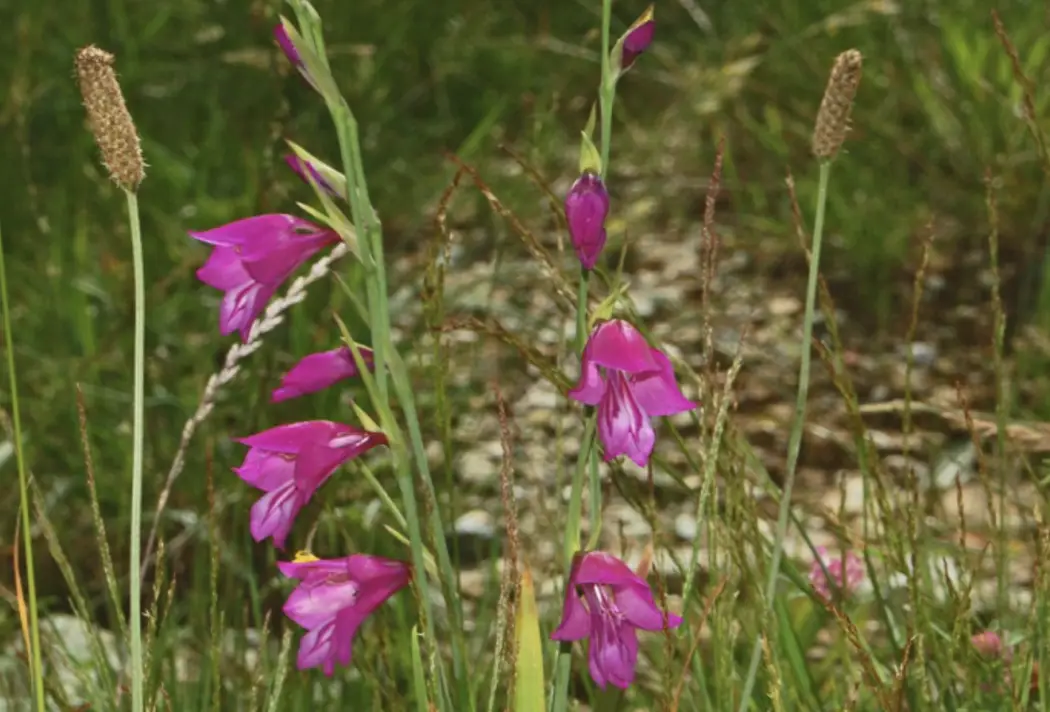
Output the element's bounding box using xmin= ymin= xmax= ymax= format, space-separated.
xmin=737 ymin=160 xmax=832 ymax=709
xmin=125 ymin=189 xmax=146 ymax=712
xmin=0 ymin=224 xmax=45 ymax=712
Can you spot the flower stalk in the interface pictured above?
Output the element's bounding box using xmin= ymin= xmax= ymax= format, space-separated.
xmin=75 ymin=45 xmax=148 ymax=712
xmin=738 ymin=50 xmax=861 ymax=708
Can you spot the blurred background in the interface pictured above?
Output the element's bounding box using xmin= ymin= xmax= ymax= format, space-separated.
xmin=1 ymin=0 xmax=1049 ymax=665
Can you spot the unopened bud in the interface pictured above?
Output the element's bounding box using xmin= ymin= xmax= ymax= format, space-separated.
xmin=565 ymin=172 xmax=609 ymax=270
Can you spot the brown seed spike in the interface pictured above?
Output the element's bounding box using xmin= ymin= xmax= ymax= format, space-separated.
xmin=75 ymin=46 xmax=145 ymax=192
xmin=812 ymin=49 xmax=863 ymax=161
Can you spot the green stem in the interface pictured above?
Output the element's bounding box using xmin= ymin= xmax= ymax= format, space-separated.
xmin=575 ymin=268 xmax=590 ymax=353
xmin=125 ymin=189 xmax=145 ymax=712
xmin=598 ymin=0 xmax=614 ymax=174
xmin=737 ymin=160 xmax=832 ymax=710
xmin=0 ymin=225 xmax=45 ymax=711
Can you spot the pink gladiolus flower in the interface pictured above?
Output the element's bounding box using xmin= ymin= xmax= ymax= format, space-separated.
xmin=271 ymin=346 xmax=374 ymax=403
xmin=569 ymin=319 xmax=696 ymax=466
xmin=234 ymin=421 xmax=387 ymax=548
xmin=190 ymin=214 xmax=338 ymax=341
xmin=551 ymin=551 xmax=682 ymax=690
xmin=565 ymin=172 xmax=609 ymax=270
xmin=620 ymin=6 xmax=654 ymax=72
xmin=279 ymin=552 xmax=410 ymax=674
xmin=808 ymin=546 xmax=864 ymax=602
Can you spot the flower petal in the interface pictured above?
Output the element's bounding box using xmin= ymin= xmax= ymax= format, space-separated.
xmin=584 ymin=320 xmax=659 ymax=374
xmin=249 ymin=481 xmax=302 ymax=549
xmin=196 ymin=247 xmax=249 ymax=290
xmin=573 ymin=551 xmax=643 ymax=588
xmin=615 ymin=585 xmax=682 ymax=631
xmin=218 ymin=279 xmax=275 ymax=342
xmin=188 ymin=214 xmax=320 ymax=258
xmin=551 ymin=555 xmax=592 ymax=641
xmin=284 ymin=578 xmax=360 ymax=630
xmin=588 ymin=621 xmax=638 ymax=690
xmin=237 ymin=421 xmax=342 ymax=453
xmin=296 ymin=622 xmax=340 ymax=673
xmin=597 ymin=372 xmax=655 ymax=467
xmin=240 ymin=234 xmax=334 ymax=285
xmin=568 ymin=343 xmax=607 ymax=406
xmin=630 ymin=349 xmax=697 ymax=417
xmin=271 ymin=347 xmax=373 ymax=403
xmin=278 ymin=558 xmax=348 ymax=581
xmin=233 ymin=448 xmax=296 ymax=491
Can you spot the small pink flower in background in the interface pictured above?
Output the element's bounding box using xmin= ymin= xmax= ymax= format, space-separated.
xmin=279 ymin=552 xmax=410 ymax=674
xmin=272 ymin=346 xmax=374 ymax=403
xmin=569 ymin=319 xmax=696 ymax=467
xmin=234 ymin=421 xmax=387 ymax=548
xmin=808 ymin=546 xmax=864 ymax=601
xmin=284 ymin=154 xmax=342 ymax=198
xmin=551 ymin=551 xmax=682 ymax=690
xmin=619 ymin=5 xmax=655 ymax=73
xmin=565 ymin=171 xmax=609 ymax=269
xmin=971 ymin=630 xmax=1008 ymax=659
xmin=190 ymin=214 xmax=338 ymax=341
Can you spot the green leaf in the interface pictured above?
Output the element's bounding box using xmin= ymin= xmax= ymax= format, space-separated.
xmin=578 ymin=130 xmax=602 ymax=176
xmin=514 ymin=566 xmax=545 ymax=712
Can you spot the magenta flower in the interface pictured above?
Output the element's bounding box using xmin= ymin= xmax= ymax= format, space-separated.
xmin=569 ymin=319 xmax=696 ymax=467
xmin=551 ymin=551 xmax=682 ymax=689
xmin=620 ymin=6 xmax=655 ymax=73
xmin=272 ymin=346 xmax=375 ymax=403
xmin=808 ymin=546 xmax=865 ymax=602
xmin=233 ymin=421 xmax=387 ymax=548
xmin=565 ymin=172 xmax=609 ymax=270
xmin=190 ymin=214 xmax=338 ymax=341
xmin=279 ymin=552 xmax=410 ymax=674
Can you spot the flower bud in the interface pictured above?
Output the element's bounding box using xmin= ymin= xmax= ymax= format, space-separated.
xmin=565 ymin=172 xmax=609 ymax=270
xmin=618 ymin=6 xmax=654 ymax=74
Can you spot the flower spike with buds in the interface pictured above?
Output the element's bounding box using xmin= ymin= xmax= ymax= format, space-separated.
xmin=551 ymin=551 xmax=682 ymax=689
xmin=812 ymin=49 xmax=863 ymax=161
xmin=234 ymin=421 xmax=388 ymax=549
xmin=279 ymin=552 xmax=410 ymax=674
xmin=189 ymin=214 xmax=338 ymax=341
xmin=75 ymin=46 xmax=145 ymax=192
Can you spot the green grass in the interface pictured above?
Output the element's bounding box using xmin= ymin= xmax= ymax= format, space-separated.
xmin=3 ymin=0 xmax=1050 ymax=709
